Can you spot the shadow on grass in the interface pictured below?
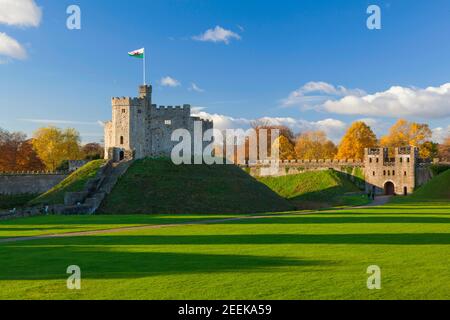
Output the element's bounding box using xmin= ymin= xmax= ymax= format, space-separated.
xmin=223 ymin=215 xmax=450 ymax=225
xmin=0 ymin=246 xmax=332 ymax=281
xmin=2 ymin=232 xmax=450 ymax=247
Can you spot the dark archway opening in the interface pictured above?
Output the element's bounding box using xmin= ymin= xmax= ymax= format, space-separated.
xmin=403 ymin=186 xmax=408 ymax=196
xmin=119 ymin=151 xmax=125 ymax=161
xmin=384 ymin=181 xmax=395 ymax=195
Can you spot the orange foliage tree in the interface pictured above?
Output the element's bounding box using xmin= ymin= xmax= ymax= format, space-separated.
xmin=380 ymin=119 xmax=436 ymax=158
xmin=272 ymin=135 xmax=295 ymax=160
xmin=0 ymin=128 xmax=45 ymax=172
xmin=336 ymin=121 xmax=378 ymax=160
xmin=294 ymin=130 xmax=337 ymax=160
xmin=438 ymin=136 xmax=450 ymax=160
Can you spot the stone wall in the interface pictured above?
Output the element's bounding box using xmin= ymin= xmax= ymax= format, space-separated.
xmin=242 ymin=159 xmax=363 ymax=177
xmin=0 ymin=173 xmax=68 ymax=195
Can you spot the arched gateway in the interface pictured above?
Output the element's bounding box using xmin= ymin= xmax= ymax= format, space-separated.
xmin=384 ymin=181 xmax=395 ymax=195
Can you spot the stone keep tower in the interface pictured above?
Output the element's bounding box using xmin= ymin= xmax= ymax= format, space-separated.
xmin=364 ymin=146 xmax=418 ymax=196
xmin=104 ymin=85 xmax=213 ymax=161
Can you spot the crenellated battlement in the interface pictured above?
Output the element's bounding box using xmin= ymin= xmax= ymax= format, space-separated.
xmin=0 ymin=171 xmax=68 ymax=176
xmin=245 ymin=158 xmax=363 ymax=166
xmin=111 ymin=97 xmax=143 ymax=106
xmin=365 ymin=146 xmax=419 ymax=158
xmin=152 ymin=104 xmax=191 ymax=110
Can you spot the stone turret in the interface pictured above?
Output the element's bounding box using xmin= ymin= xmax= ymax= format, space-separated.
xmin=139 ymin=85 xmax=152 ymax=102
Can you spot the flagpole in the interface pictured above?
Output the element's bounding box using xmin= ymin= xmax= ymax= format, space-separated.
xmin=143 ymin=48 xmax=146 ymax=85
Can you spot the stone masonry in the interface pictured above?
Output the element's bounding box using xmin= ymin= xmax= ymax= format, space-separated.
xmin=104 ymin=85 xmax=213 ymax=161
xmin=363 ymin=146 xmax=430 ymax=196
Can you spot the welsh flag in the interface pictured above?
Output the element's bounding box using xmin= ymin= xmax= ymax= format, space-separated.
xmin=128 ymin=48 xmax=144 ymax=59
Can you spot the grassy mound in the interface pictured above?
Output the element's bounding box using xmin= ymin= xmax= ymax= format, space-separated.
xmin=391 ymin=169 xmax=450 ymax=204
xmin=98 ymin=158 xmax=293 ymax=214
xmin=258 ymin=170 xmax=366 ymax=209
xmin=30 ymin=160 xmax=106 ymax=205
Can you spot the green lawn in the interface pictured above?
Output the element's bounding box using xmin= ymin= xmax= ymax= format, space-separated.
xmin=0 ymin=214 xmax=239 ymax=238
xmin=0 ymin=201 xmax=449 ymax=300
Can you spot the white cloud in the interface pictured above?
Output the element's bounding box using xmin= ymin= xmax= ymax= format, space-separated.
xmin=0 ymin=32 xmax=27 ymax=60
xmin=0 ymin=0 xmax=42 ymax=27
xmin=192 ymin=26 xmax=241 ymax=44
xmin=323 ymin=83 xmax=450 ymax=119
xmin=192 ymin=109 xmax=347 ymax=143
xmin=432 ymin=125 xmax=450 ymax=144
xmin=281 ymin=81 xmax=365 ymax=108
xmin=193 ymin=110 xmax=251 ymax=130
xmin=160 ymin=76 xmax=181 ymax=87
xmin=189 ymin=83 xmax=205 ymax=93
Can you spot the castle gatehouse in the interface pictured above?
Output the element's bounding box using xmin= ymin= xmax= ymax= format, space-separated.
xmin=363 ymin=146 xmax=432 ymax=196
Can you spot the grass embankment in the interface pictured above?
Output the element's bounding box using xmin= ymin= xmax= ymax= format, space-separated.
xmin=390 ymin=169 xmax=450 ymax=205
xmin=99 ymin=158 xmax=293 ymax=214
xmin=30 ymin=160 xmax=106 ymax=206
xmin=258 ymin=169 xmax=368 ymax=209
xmin=0 ymin=194 xmax=38 ymax=210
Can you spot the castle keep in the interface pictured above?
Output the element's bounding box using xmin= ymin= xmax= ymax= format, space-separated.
xmin=104 ymin=85 xmax=213 ymax=161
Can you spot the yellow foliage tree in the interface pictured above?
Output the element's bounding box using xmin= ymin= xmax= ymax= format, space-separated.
xmin=336 ymin=121 xmax=377 ymax=160
xmin=272 ymin=135 xmax=295 ymax=160
xmin=380 ymin=119 xmax=435 ymax=158
xmin=32 ymin=127 xmax=82 ymax=171
xmin=294 ymin=131 xmax=337 ymax=159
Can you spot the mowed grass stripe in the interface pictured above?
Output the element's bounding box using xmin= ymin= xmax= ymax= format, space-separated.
xmin=0 ymin=204 xmax=449 ymax=299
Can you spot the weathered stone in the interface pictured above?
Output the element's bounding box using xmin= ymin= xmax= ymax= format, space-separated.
xmin=104 ymin=85 xmax=213 ymax=161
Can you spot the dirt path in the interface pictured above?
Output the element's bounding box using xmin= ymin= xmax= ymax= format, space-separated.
xmin=0 ymin=196 xmax=393 ymax=245
xmin=0 ymin=211 xmax=315 ymax=244
xmin=360 ymin=195 xmax=392 ymax=207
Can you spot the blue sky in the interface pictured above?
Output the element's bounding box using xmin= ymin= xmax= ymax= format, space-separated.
xmin=0 ymin=0 xmax=449 ymax=143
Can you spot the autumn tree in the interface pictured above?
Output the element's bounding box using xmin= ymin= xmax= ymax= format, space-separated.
xmin=380 ymin=119 xmax=436 ymax=158
xmin=250 ymin=120 xmax=294 ymax=159
xmin=438 ymin=136 xmax=450 ymax=160
xmin=0 ymin=128 xmax=44 ymax=172
xmin=294 ymin=130 xmax=337 ymax=160
xmin=336 ymin=121 xmax=378 ymax=160
xmin=32 ymin=127 xmax=82 ymax=171
xmin=16 ymin=139 xmax=46 ymax=171
xmin=272 ymin=135 xmax=295 ymax=160
xmin=82 ymin=142 xmax=104 ymax=160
